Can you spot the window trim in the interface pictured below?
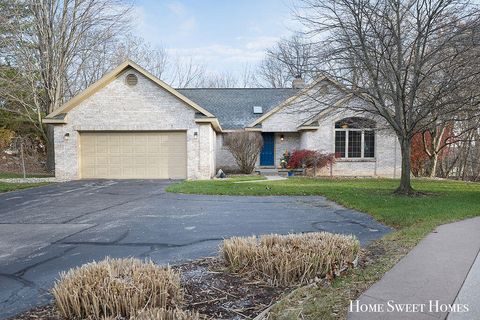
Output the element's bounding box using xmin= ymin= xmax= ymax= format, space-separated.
xmin=334 ymin=127 xmax=376 ymax=160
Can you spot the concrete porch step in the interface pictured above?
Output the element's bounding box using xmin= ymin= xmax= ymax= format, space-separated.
xmin=255 ymin=168 xmax=279 ymax=176
xmin=255 ymin=168 xmax=305 ymax=177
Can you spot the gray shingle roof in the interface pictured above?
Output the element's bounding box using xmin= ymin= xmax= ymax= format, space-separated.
xmin=177 ymin=88 xmax=299 ymax=129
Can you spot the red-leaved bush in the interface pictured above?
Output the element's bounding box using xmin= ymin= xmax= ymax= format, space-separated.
xmin=288 ymin=150 xmax=336 ymax=169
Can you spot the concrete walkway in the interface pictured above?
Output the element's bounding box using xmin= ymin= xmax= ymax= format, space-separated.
xmin=348 ymin=217 xmax=480 ymax=320
xmin=233 ymin=175 xmax=287 ymax=183
xmin=447 ymin=249 xmax=480 ymax=320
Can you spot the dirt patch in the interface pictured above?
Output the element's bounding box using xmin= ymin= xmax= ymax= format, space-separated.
xmin=180 ymin=258 xmax=288 ymax=319
xmin=6 ymin=306 xmax=59 ymax=320
xmin=7 ymin=258 xmax=290 ymax=320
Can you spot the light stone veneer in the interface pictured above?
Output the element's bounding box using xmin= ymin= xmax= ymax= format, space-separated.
xmin=301 ymin=108 xmax=401 ymax=178
xmin=216 ymin=127 xmax=400 ymax=178
xmin=54 ymin=69 xmax=400 ymax=179
xmin=53 ymin=69 xmax=216 ymax=180
xmin=215 ymin=80 xmax=401 ymax=178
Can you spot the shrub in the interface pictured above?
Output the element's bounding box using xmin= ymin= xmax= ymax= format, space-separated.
xmin=0 ymin=128 xmax=15 ymax=150
xmin=52 ymin=258 xmax=183 ymax=320
xmin=288 ymin=149 xmax=336 ymax=170
xmin=221 ymin=232 xmax=360 ymax=286
xmin=279 ymin=150 xmax=291 ymax=168
xmin=134 ymin=308 xmax=199 ymax=320
xmin=223 ymin=131 xmax=263 ymax=173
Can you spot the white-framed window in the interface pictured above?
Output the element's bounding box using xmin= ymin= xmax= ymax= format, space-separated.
xmin=334 ymin=117 xmax=375 ymax=159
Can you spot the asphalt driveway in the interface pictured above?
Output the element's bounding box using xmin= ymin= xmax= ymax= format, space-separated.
xmin=0 ymin=180 xmax=391 ymax=319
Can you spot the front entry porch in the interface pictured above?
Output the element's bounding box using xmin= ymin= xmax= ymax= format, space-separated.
xmin=257 ymin=132 xmax=302 ymax=169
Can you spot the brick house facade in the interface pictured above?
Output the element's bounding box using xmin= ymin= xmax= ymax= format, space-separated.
xmin=44 ymin=60 xmax=400 ymax=180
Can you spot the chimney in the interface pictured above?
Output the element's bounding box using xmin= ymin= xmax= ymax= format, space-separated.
xmin=292 ymin=75 xmax=305 ymax=89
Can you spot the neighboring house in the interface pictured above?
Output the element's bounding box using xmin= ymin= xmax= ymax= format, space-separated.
xmin=43 ymin=60 xmax=401 ymax=180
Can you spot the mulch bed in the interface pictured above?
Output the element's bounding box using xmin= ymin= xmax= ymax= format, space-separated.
xmin=7 ymin=258 xmax=290 ymax=320
xmin=179 ymin=258 xmax=288 ymax=319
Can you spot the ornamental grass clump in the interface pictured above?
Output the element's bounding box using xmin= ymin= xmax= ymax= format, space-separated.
xmin=134 ymin=308 xmax=199 ymax=320
xmin=221 ymin=232 xmax=360 ymax=286
xmin=52 ymin=258 xmax=183 ymax=320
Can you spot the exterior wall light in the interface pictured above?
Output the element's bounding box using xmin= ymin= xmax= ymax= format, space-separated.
xmin=193 ymin=131 xmax=198 ymax=139
xmin=280 ymin=134 xmax=284 ymax=141
xmin=64 ymin=132 xmax=70 ymax=140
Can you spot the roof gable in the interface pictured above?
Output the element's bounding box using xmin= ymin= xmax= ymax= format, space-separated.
xmin=44 ymin=60 xmax=215 ymax=120
xmin=247 ymin=76 xmax=349 ymax=128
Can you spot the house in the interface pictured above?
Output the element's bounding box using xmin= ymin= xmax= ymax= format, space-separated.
xmin=43 ymin=60 xmax=401 ymax=180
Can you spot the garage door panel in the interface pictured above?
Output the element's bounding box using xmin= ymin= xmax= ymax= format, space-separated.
xmin=109 ymin=155 xmax=122 ymax=165
xmin=135 ymin=157 xmax=147 ymax=166
xmin=95 ymin=145 xmax=108 ymax=154
xmin=109 ymin=145 xmax=120 ymax=153
xmin=109 ymin=166 xmax=122 ymax=176
xmin=120 ymin=145 xmax=134 ymax=153
xmin=133 ymin=145 xmax=147 ymax=153
xmin=80 ymin=132 xmax=187 ymax=179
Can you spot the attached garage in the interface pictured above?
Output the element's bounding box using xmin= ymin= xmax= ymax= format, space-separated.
xmin=80 ymin=131 xmax=187 ymax=179
xmin=44 ymin=60 xmax=219 ymax=180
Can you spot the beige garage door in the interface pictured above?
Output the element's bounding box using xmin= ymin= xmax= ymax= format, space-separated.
xmin=80 ymin=131 xmax=187 ymax=179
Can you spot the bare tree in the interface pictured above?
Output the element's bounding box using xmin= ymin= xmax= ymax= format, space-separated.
xmin=223 ymin=131 xmax=263 ymax=174
xmin=268 ymin=34 xmax=314 ymax=80
xmin=67 ymin=34 xmax=168 ymax=96
xmin=239 ymin=63 xmax=257 ymax=88
xmin=112 ymin=35 xmax=168 ymax=79
xmin=168 ymin=56 xmax=207 ymax=88
xmin=296 ymin=0 xmax=480 ymax=194
xmin=200 ymin=71 xmax=238 ymax=88
xmin=438 ymin=119 xmax=480 ymax=181
xmin=257 ymin=34 xmax=315 ymax=88
xmin=257 ymin=54 xmax=292 ymax=88
xmin=0 ymin=0 xmax=132 ymax=170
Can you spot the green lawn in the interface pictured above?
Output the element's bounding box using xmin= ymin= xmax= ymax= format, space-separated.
xmin=167 ymin=177 xmax=480 ymax=319
xmin=0 ymin=172 xmax=53 ymax=192
xmin=167 ymin=177 xmax=480 ymax=230
xmin=0 ymin=181 xmax=50 ymax=193
xmin=0 ymin=172 xmax=53 ymax=179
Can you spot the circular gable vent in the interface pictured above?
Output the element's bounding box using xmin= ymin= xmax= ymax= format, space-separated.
xmin=125 ymin=73 xmax=138 ymax=86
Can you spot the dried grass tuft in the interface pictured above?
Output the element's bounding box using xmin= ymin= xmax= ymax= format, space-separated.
xmin=52 ymin=258 xmax=183 ymax=320
xmin=221 ymin=232 xmax=360 ymax=286
xmin=134 ymin=308 xmax=199 ymax=320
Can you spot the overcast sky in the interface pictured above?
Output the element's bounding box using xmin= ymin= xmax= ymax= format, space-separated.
xmin=133 ymin=0 xmax=298 ymax=76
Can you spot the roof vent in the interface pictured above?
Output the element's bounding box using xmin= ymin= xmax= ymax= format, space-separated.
xmin=253 ymin=106 xmax=263 ymax=114
xmin=125 ymin=73 xmax=138 ymax=86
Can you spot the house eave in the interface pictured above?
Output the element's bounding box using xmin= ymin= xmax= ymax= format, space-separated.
xmin=42 ymin=118 xmax=66 ymax=124
xmin=245 ymin=127 xmax=263 ymax=132
xmin=297 ymin=126 xmax=319 ymax=131
xmin=194 ymin=118 xmax=223 ymax=132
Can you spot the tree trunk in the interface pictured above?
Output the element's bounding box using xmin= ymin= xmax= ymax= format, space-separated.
xmin=20 ymin=141 xmax=26 ymax=179
xmin=428 ymin=153 xmax=439 ymax=178
xmin=46 ymin=125 xmax=55 ymax=173
xmin=395 ymin=137 xmax=415 ymax=195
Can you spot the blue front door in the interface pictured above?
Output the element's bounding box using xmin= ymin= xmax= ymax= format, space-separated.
xmin=260 ymin=133 xmax=275 ymax=166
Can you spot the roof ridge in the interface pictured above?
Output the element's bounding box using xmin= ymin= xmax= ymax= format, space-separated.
xmin=176 ymin=87 xmax=299 ymax=90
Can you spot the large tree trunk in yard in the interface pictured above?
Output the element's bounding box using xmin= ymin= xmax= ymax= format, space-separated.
xmin=396 ymin=137 xmax=415 ymax=195
xmin=46 ymin=125 xmax=55 ymax=173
